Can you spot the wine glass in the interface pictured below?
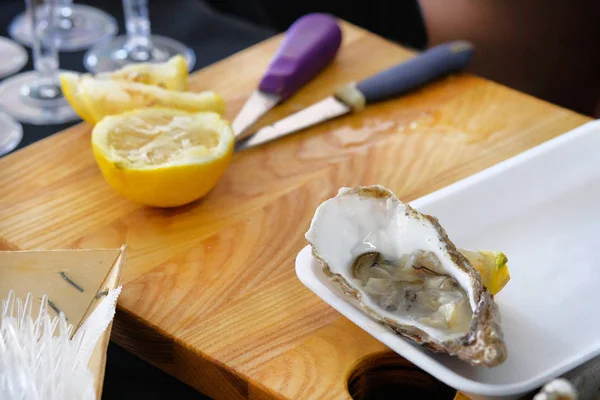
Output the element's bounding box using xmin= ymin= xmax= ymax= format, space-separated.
xmin=0 ymin=38 xmax=27 ymax=155
xmin=9 ymin=0 xmax=118 ymax=52
xmin=0 ymin=0 xmax=78 ymax=125
xmin=83 ymin=0 xmax=195 ymax=73
xmin=0 ymin=112 xmax=23 ymax=156
xmin=0 ymin=37 xmax=28 ymax=80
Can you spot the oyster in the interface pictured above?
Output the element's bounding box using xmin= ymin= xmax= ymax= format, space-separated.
xmin=305 ymin=185 xmax=507 ymax=367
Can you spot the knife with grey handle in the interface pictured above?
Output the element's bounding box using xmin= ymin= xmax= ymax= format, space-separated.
xmin=235 ymin=41 xmax=474 ymax=151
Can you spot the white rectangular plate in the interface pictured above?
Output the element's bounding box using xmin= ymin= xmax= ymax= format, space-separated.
xmin=295 ymin=120 xmax=600 ymax=399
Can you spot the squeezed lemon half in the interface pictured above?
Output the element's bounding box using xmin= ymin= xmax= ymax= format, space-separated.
xmin=59 ymin=55 xmax=223 ymax=125
xmin=61 ymin=74 xmax=224 ymax=125
xmin=80 ymin=77 xmax=225 ymax=124
xmin=97 ymin=54 xmax=189 ymax=91
xmin=60 ymin=72 xmax=95 ymax=124
xmin=91 ymin=107 xmax=234 ymax=207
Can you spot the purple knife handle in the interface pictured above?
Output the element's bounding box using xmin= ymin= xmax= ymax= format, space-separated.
xmin=258 ymin=13 xmax=342 ymax=100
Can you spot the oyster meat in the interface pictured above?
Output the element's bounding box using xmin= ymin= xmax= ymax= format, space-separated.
xmin=305 ymin=185 xmax=507 ymax=367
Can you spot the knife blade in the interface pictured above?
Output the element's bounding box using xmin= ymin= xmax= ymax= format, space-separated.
xmin=235 ymin=41 xmax=474 ymax=151
xmin=232 ymin=13 xmax=342 ymax=139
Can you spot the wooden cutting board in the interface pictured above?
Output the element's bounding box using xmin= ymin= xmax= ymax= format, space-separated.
xmin=0 ymin=20 xmax=591 ymax=399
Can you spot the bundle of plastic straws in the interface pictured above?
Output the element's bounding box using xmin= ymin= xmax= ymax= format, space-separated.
xmin=0 ymin=288 xmax=120 ymax=400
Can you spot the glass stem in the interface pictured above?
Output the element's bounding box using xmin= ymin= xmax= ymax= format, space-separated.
xmin=123 ymin=0 xmax=152 ymax=54
xmin=28 ymin=0 xmax=59 ymax=85
xmin=55 ymin=0 xmax=74 ymax=30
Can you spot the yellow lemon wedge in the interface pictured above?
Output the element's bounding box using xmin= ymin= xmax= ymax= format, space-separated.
xmin=97 ymin=54 xmax=189 ymax=91
xmin=59 ymin=55 xmax=202 ymax=124
xmin=79 ymin=75 xmax=225 ymax=124
xmin=60 ymin=72 xmax=96 ymax=124
xmin=460 ymin=249 xmax=511 ymax=295
xmin=91 ymin=107 xmax=234 ymax=207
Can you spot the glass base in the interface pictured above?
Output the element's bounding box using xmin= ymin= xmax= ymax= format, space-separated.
xmin=0 ymin=71 xmax=79 ymax=125
xmin=0 ymin=37 xmax=28 ymax=80
xmin=83 ymin=34 xmax=196 ymax=74
xmin=0 ymin=112 xmax=23 ymax=156
xmin=9 ymin=4 xmax=118 ymax=52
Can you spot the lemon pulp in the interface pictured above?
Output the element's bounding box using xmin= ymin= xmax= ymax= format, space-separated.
xmin=92 ymin=108 xmax=234 ymax=207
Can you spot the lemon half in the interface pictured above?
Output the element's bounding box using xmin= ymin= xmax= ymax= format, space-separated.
xmin=59 ymin=55 xmax=213 ymax=125
xmin=79 ymin=76 xmax=225 ymax=124
xmin=92 ymin=108 xmax=234 ymax=207
xmin=60 ymin=72 xmax=95 ymax=124
xmin=98 ymin=54 xmax=189 ymax=91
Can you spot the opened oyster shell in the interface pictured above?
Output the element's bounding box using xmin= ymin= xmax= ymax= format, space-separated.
xmin=305 ymin=185 xmax=507 ymax=367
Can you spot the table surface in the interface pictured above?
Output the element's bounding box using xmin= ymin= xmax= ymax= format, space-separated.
xmin=0 ymin=16 xmax=591 ymax=400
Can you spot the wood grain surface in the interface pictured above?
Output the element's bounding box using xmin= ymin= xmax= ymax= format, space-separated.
xmin=0 ymin=21 xmax=591 ymax=399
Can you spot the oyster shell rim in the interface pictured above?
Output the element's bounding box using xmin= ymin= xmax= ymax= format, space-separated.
xmin=305 ymin=185 xmax=507 ymax=367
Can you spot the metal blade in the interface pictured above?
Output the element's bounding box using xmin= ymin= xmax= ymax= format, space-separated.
xmin=232 ymin=91 xmax=280 ymax=139
xmin=235 ymin=96 xmax=351 ymax=151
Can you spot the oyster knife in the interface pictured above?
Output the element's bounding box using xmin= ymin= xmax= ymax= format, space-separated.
xmin=235 ymin=41 xmax=474 ymax=151
xmin=232 ymin=13 xmax=342 ymax=139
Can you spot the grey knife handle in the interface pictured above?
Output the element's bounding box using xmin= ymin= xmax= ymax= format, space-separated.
xmin=355 ymin=41 xmax=474 ymax=104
